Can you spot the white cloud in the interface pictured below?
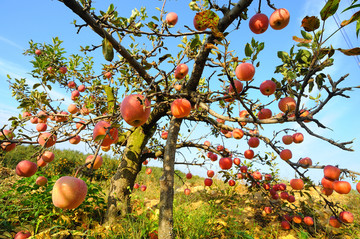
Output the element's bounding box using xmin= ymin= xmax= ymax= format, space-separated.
xmin=0 ymin=35 xmax=23 ymax=50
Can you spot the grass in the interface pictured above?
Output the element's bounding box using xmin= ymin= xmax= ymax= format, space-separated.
xmin=1 ymin=147 xmax=360 ymax=238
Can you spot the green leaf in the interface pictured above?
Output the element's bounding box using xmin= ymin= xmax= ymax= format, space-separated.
xmin=342 ymin=3 xmax=360 ymax=13
xmin=102 ymin=38 xmax=114 ymax=62
xmin=301 ymin=30 xmax=313 ymax=40
xmin=33 ymin=83 xmax=41 ymax=89
xmin=320 ymin=0 xmax=340 ymax=21
xmin=277 ymin=51 xmax=290 ymax=62
xmin=244 ymin=43 xmax=253 ymax=57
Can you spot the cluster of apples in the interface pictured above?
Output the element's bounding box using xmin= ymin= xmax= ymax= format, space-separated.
xmin=0 ymin=129 xmax=16 ymax=152
xmin=133 ymin=166 xmax=153 ymax=192
xmin=249 ymin=8 xmax=290 ymax=34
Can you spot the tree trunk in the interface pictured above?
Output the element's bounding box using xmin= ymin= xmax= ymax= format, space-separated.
xmin=104 ymin=126 xmax=153 ymax=225
xmin=158 ymin=118 xmax=182 ymax=239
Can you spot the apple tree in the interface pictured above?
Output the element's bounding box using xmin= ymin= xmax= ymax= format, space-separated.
xmin=2 ymin=0 xmax=360 ymax=238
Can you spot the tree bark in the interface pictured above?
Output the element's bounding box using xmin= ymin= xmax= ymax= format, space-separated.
xmin=158 ymin=117 xmax=182 ymax=239
xmin=104 ymin=126 xmax=153 ymax=225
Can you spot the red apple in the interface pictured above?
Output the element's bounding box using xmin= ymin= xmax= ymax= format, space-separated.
xmin=278 ymin=97 xmax=296 ymax=113
xmin=264 ymin=206 xmax=272 ymax=214
xmin=280 ymin=191 xmax=289 ymax=200
xmin=304 ymin=216 xmax=314 ymax=226
xmin=174 ymin=84 xmax=182 ymax=91
xmin=143 ymin=159 xmax=149 ymax=165
xmin=228 ymin=179 xmax=235 ymax=186
xmin=249 ymin=13 xmax=269 ymax=34
xmin=282 ymin=135 xmax=293 ymax=145
xmin=166 ymin=12 xmax=178 ymax=26
xmin=14 ymin=231 xmax=31 ymax=239
xmin=146 ymin=168 xmax=152 ymax=175
xmin=232 ymin=128 xmax=244 ymax=140
xmin=38 ymin=132 xmax=57 ymax=148
xmin=204 ymin=141 xmax=211 ymax=147
xmin=141 ymin=185 xmax=147 ymax=191
xmin=134 ymin=183 xmax=140 ymax=189
xmin=290 ymin=178 xmax=304 ymax=190
xmin=217 ymin=145 xmax=224 ymax=151
xmin=37 ymin=158 xmax=47 ymax=167
xmin=42 ymin=151 xmax=55 ymax=163
xmin=171 ymin=98 xmax=191 ymax=118
xmin=219 ymin=157 xmax=233 ymax=170
xmin=292 ymin=132 xmax=304 ymax=144
xmin=293 ymin=215 xmax=302 ymax=224
xmin=35 ymin=49 xmax=42 ymax=56
xmin=69 ymin=135 xmax=81 ymax=144
xmin=258 ymin=108 xmax=272 ymax=120
xmin=67 ymin=81 xmax=76 ymax=88
xmin=287 ymin=195 xmax=295 ymax=203
xmin=281 ymin=220 xmax=291 ymax=230
xmin=333 ymin=181 xmax=351 ymax=194
xmin=248 ymin=137 xmax=260 ymax=148
xmin=204 ymin=178 xmax=213 ymax=186
xmin=259 ymin=80 xmax=276 ymax=95
xmin=269 ymin=8 xmax=290 ymax=30
xmin=228 ymin=80 xmax=243 ymax=95
xmin=209 ymin=153 xmax=218 ymax=162
xmin=356 ymin=182 xmax=360 ymax=194
xmin=329 ymin=216 xmax=341 ymax=228
xmin=244 ymin=149 xmax=254 ymax=159
xmin=161 ymin=131 xmax=168 ymax=140
xmin=263 ymin=183 xmax=271 ymax=190
xmin=264 ymin=174 xmax=272 ymax=181
xmin=184 ymin=188 xmax=191 ymax=195
xmin=68 ymin=104 xmax=79 ymax=114
xmin=339 ymin=211 xmax=354 ymax=223
xmin=22 ymin=111 xmax=32 ymax=118
xmin=86 ymin=155 xmax=103 ymax=169
xmin=240 ymin=166 xmax=248 ymax=173
xmin=52 ymin=176 xmax=87 ymax=209
xmin=93 ymin=121 xmax=119 ymax=147
xmin=207 ymin=170 xmax=214 ymax=178
xmin=15 ymin=160 xmax=37 ymax=177
xmin=298 ymin=157 xmax=312 ymax=168
xmin=78 ymin=84 xmax=86 ymax=92
xmin=71 ymin=90 xmax=80 ymax=100
xmin=174 ymin=64 xmax=189 ymax=80
xmin=280 ymin=149 xmax=292 ymax=161
xmin=279 ymin=183 xmax=286 ymax=191
xmin=186 ymin=173 xmax=192 ymax=179
xmin=321 ymin=187 xmax=333 ymax=196
xmin=47 ymin=66 xmax=54 ymax=74
xmin=321 ymin=177 xmax=335 ymax=189
xmin=36 ymin=123 xmax=47 ymax=132
xmin=324 ymin=165 xmax=341 ymax=180
xmin=233 ymin=157 xmax=241 ymax=166
xmin=235 ymin=62 xmax=255 ymax=81
xmin=104 ymin=72 xmax=112 ymax=79
xmin=252 ymin=171 xmax=262 ymax=180
xmin=36 ymin=176 xmax=48 ymax=186
xmin=59 ymin=66 xmax=67 ymax=74
xmin=76 ymin=121 xmax=86 ymax=130
xmin=120 ymin=94 xmax=151 ymax=127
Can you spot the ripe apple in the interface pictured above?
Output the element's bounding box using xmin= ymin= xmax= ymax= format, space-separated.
xmin=290 ymin=178 xmax=304 ymax=190
xmin=146 ymin=168 xmax=152 ymax=175
xmin=101 ymin=145 xmax=111 ymax=152
xmin=134 ymin=183 xmax=140 ymax=189
xmin=321 ymin=177 xmax=335 ymax=189
xmin=78 ymin=84 xmax=86 ymax=92
xmin=321 ymin=187 xmax=333 ymax=196
xmin=259 ymin=80 xmax=276 ymax=95
xmin=280 ymin=149 xmax=292 ymax=161
xmin=69 ymin=135 xmax=81 ymax=144
xmin=184 ymin=188 xmax=191 ymax=195
xmin=59 ymin=66 xmax=67 ymax=74
xmin=30 ymin=117 xmax=38 ymax=124
xmin=281 ymin=220 xmax=291 ymax=230
xmin=264 ymin=174 xmax=272 ymax=181
xmin=15 ymin=160 xmax=37 ymax=177
xmin=248 ymin=137 xmax=260 ymax=148
xmin=298 ymin=157 xmax=312 ymax=168
xmin=292 ymin=132 xmax=304 ymax=143
xmin=204 ymin=141 xmax=211 ymax=147
xmin=244 ymin=149 xmax=254 ymax=159
xmin=47 ymin=66 xmax=54 ymax=74
xmin=36 ymin=176 xmax=48 ymax=186
xmin=333 ymin=181 xmax=351 ymax=194
xmin=278 ymin=97 xmax=296 ymax=113
xmin=141 ymin=185 xmax=147 ymax=191
xmin=1 ymin=142 xmax=16 ymax=152
xmin=22 ymin=111 xmax=32 ymax=118
xmin=240 ymin=166 xmax=248 ymax=173
xmin=207 ymin=170 xmax=214 ymax=178
xmin=235 ymin=62 xmax=255 ymax=81
xmin=329 ymin=216 xmax=341 ymax=228
xmin=263 ymin=183 xmax=271 ymax=190
xmin=224 ymin=131 xmax=232 ymax=138
xmin=37 ymin=158 xmax=47 ymax=167
xmin=264 ymin=206 xmax=272 ymax=214
xmin=219 ymin=157 xmax=233 ymax=170
xmin=303 ymin=216 xmax=314 ymax=226
xmin=258 ymin=108 xmax=272 ymax=120
xmin=232 ymin=128 xmax=244 ymax=140
xmin=36 ymin=123 xmax=47 ymax=132
xmin=272 ymin=193 xmax=279 ymax=200
xmin=38 ymin=132 xmax=57 ymax=148
xmin=55 ymin=111 xmax=69 ymax=122
xmin=186 ymin=173 xmax=192 ymax=179
xmin=35 ymin=49 xmax=42 ymax=56
xmin=356 ymin=182 xmax=360 ymax=194
xmin=14 ymin=231 xmax=31 ymax=239
xmin=228 ymin=179 xmax=235 ymax=186
xmin=252 ymin=171 xmax=262 ymax=180
xmin=287 ymin=195 xmax=295 ymax=203
xmin=280 ymin=191 xmax=289 ymax=200
xmin=249 ymin=13 xmax=269 ymax=34
xmin=52 ymin=176 xmax=87 ymax=209
xmin=174 ymin=84 xmax=182 ymax=91
xmin=269 ymin=8 xmax=290 ymax=30
xmin=293 ymin=215 xmax=302 ymax=224
xmin=228 ymin=80 xmax=243 ymax=95
xmin=339 ymin=211 xmax=354 ymax=223
xmin=210 ymin=154 xmax=218 ymax=162
xmin=217 ymin=145 xmax=224 ymax=151
xmin=282 ymin=135 xmax=293 ymax=145
xmin=204 ymin=178 xmax=213 ymax=186
xmin=92 ymin=121 xmax=119 ymax=147
xmin=104 ymin=72 xmax=112 ymax=79
xmin=42 ymin=151 xmax=55 ymax=162
xmin=161 ymin=131 xmax=168 ymax=140
xmin=68 ymin=104 xmax=79 ymax=114
xmin=233 ymin=157 xmax=241 ymax=166
xmin=120 ymin=94 xmax=151 ymax=127
xmin=279 ymin=183 xmax=286 ymax=191
xmin=76 ymin=121 xmax=86 ymax=130
xmin=166 ymin=12 xmax=178 ymax=26
xmin=67 ymin=81 xmax=76 ymax=88
xmin=324 ymin=165 xmax=341 ymax=180
xmin=143 ymin=159 xmax=149 ymax=165
xmin=239 ymin=110 xmax=250 ymax=126
xmin=174 ymin=64 xmax=189 ymax=79
xmin=71 ymin=90 xmax=80 ymax=100
xmin=86 ymin=155 xmax=103 ymax=169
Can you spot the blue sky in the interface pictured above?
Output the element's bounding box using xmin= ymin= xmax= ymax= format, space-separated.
xmin=0 ymin=0 xmax=359 ymax=186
